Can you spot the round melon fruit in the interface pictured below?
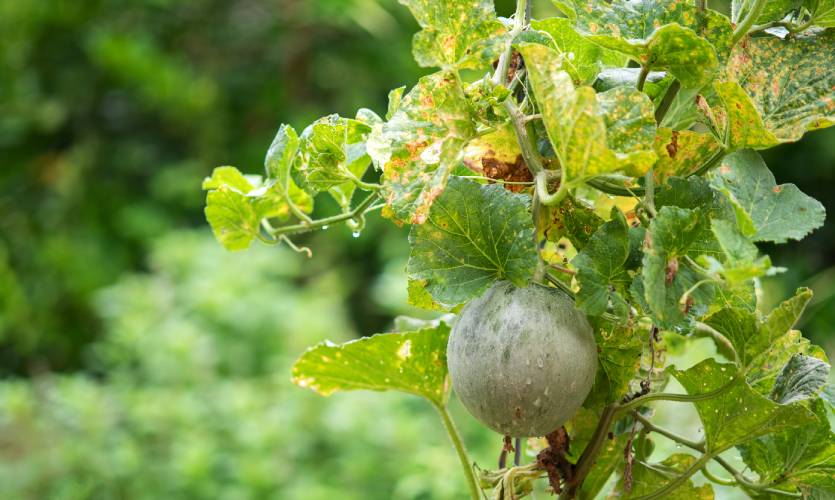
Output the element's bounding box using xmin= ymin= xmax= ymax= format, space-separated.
xmin=447 ymin=281 xmax=597 ymax=437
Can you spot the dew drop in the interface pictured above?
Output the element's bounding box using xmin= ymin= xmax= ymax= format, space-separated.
xmin=352 ymin=231 xmax=361 ymax=238
xmin=322 ymin=225 xmax=329 ymax=230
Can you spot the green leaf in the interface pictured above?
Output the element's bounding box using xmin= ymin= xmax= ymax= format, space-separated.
xmin=809 ymin=0 xmax=835 ymax=27
xmin=386 ymin=86 xmax=406 ymax=121
xmin=368 ymin=72 xmax=476 ymax=224
xmin=572 ymin=208 xmax=632 ymax=317
xmin=732 ymin=0 xmax=800 ymax=24
xmin=769 ymin=354 xmax=830 ymax=405
xmin=711 ymin=150 xmax=825 ymax=243
xmin=264 ymin=124 xmax=315 ymax=213
xmin=563 ymin=1 xmax=732 ymax=87
xmin=295 ymin=115 xmax=373 ymax=208
xmin=703 ymin=218 xmax=774 ymax=283
xmin=204 ymin=186 xmax=260 ymax=251
xmin=406 ymin=177 xmax=538 ymax=306
xmin=619 ymin=454 xmax=715 ymax=499
xmin=675 ymin=358 xmax=816 ymax=453
xmin=739 ymin=399 xmax=835 ymax=497
xmin=529 ymin=17 xmax=626 ymax=85
xmin=584 ymin=320 xmax=643 ymax=410
xmin=722 ymin=31 xmax=835 ymax=143
xmin=642 ymin=206 xmax=716 ymax=329
xmin=291 ymin=324 xmax=451 ymax=406
xmin=397 ymin=0 xmax=506 ymax=70
xmin=406 ymin=278 xmax=449 ymax=312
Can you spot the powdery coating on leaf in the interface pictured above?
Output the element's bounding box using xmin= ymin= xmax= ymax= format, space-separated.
xmin=675 ymin=358 xmax=817 ymax=453
xmin=406 ymin=177 xmax=538 ymax=307
xmin=711 ymin=150 xmax=826 ymax=243
xmin=723 ymin=31 xmax=835 ymax=143
xmin=369 ymin=72 xmax=476 ymax=224
xmin=398 ymin=0 xmax=507 ymax=70
xmin=564 ymin=0 xmax=732 ymax=87
xmin=291 ymin=324 xmax=451 ymax=406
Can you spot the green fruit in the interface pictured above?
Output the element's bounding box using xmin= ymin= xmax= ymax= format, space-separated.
xmin=447 ymin=282 xmax=597 ymax=437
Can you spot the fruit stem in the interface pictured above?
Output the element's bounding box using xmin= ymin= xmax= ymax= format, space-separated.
xmin=434 ymin=403 xmax=481 ymax=500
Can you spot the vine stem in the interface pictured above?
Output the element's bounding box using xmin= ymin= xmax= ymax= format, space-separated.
xmin=636 ymin=65 xmax=650 ymax=92
xmin=267 ymin=192 xmax=380 ymax=236
xmin=632 ymin=453 xmax=714 ymax=500
xmin=492 ymin=0 xmax=528 ymax=86
xmin=732 ymin=0 xmax=767 ymax=44
xmin=434 ymin=403 xmax=480 ymax=500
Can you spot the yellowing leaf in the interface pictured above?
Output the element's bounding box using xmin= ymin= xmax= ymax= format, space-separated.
xmin=291 ymin=324 xmax=451 ymax=406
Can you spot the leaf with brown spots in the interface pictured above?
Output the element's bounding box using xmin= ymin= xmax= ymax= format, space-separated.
xmin=291 ymin=323 xmax=452 ymax=407
xmin=398 ymin=0 xmax=507 ymax=70
xmin=561 ymin=0 xmax=733 ymax=87
xmin=462 ymin=123 xmax=531 ymax=192
xmin=719 ymin=31 xmax=835 ymax=144
xmin=652 ymin=128 xmax=722 ymax=182
xmin=368 ymin=72 xmax=476 ymax=224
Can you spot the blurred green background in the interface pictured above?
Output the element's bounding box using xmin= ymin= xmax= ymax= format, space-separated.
xmin=0 ymin=0 xmax=832 ymax=498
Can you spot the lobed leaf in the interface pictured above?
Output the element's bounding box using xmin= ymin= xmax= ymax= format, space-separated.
xmin=675 ymin=358 xmax=816 ymax=453
xmin=398 ymin=0 xmax=506 ymax=70
xmin=291 ymin=324 xmax=451 ymax=406
xmin=369 ymin=72 xmax=476 ymax=224
xmin=739 ymin=399 xmax=835 ymax=497
xmin=572 ymin=208 xmax=632 ymax=317
xmin=721 ymin=31 xmax=835 ymax=143
xmin=711 ymin=150 xmax=825 ymax=243
xmin=406 ymin=177 xmax=538 ymax=307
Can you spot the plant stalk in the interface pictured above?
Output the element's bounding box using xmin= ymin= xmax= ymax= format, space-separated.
xmin=268 ymin=192 xmax=380 ymax=236
xmin=732 ymin=0 xmax=767 ymax=44
xmin=434 ymin=403 xmax=480 ymax=500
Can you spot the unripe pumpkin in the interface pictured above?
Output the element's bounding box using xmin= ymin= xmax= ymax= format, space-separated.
xmin=447 ymin=282 xmax=597 ymax=437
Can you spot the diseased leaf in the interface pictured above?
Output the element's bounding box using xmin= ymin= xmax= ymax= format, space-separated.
xmin=652 ymin=128 xmax=722 ymax=182
xmin=769 ymin=354 xmax=830 ymax=405
xmin=711 ymin=150 xmax=825 ymax=243
xmin=291 ymin=324 xmax=451 ymax=406
xmin=710 ymin=81 xmax=779 ymax=150
xmin=675 ymin=358 xmax=816 ymax=453
xmin=596 ymin=86 xmax=658 ymax=176
xmin=539 ymin=196 xmax=604 ymax=249
xmin=572 ymin=208 xmax=632 ymax=317
xmin=530 ymin=17 xmax=626 ymax=85
xmin=731 ymin=0 xmax=800 ymax=24
xmin=722 ymin=31 xmax=835 ymax=143
xmin=519 ymin=43 xmax=655 ymax=190
xmin=619 ymin=454 xmax=715 ymax=499
xmin=406 ymin=278 xmax=449 ymax=312
xmin=398 ymin=0 xmax=506 ymax=70
xmin=368 ymin=72 xmax=476 ymax=224
xmin=407 ymin=177 xmax=538 ymax=307
xmin=461 ymin=122 xmax=529 ymax=191
xmin=739 ymin=399 xmax=835 ymax=497
xmin=563 ymin=1 xmax=733 ymax=87
xmin=642 ymin=206 xmax=717 ymax=329
xmin=386 ymin=86 xmax=406 ymax=121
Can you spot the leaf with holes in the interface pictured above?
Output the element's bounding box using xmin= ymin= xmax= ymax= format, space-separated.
xmin=406 ymin=177 xmax=538 ymax=307
xmin=291 ymin=323 xmax=451 ymax=407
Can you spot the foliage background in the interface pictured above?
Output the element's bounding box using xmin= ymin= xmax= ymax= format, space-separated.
xmin=0 ymin=0 xmax=832 ymax=498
